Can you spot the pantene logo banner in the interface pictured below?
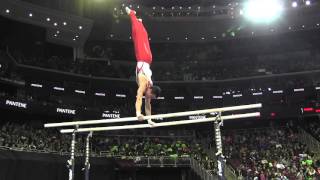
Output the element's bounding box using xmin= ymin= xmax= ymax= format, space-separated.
xmin=102 ymin=110 xmax=120 ymax=118
xmin=56 ymin=108 xmax=76 ymax=115
xmin=5 ymin=100 xmax=27 ymax=109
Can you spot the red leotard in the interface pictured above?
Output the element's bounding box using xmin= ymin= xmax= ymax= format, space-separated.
xmin=129 ymin=11 xmax=152 ymax=64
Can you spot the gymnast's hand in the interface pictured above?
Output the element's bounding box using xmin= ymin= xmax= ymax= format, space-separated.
xmin=136 ymin=113 xmax=144 ymax=121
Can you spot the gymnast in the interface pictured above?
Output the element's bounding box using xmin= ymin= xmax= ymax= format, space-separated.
xmin=125 ymin=7 xmax=161 ymax=125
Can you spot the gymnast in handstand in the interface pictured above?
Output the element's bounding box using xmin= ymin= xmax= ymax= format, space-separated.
xmin=126 ymin=7 xmax=161 ymax=125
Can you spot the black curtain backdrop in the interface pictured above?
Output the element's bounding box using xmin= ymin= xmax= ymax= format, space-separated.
xmin=0 ymin=150 xmax=115 ymax=180
xmin=0 ymin=150 xmax=199 ymax=180
xmin=135 ymin=168 xmax=183 ymax=180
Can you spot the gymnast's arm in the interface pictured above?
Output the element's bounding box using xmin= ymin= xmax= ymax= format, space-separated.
xmin=145 ymin=97 xmax=151 ymax=117
xmin=135 ymin=75 xmax=148 ymax=119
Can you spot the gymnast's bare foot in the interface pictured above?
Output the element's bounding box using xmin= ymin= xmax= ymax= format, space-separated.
xmin=125 ymin=7 xmax=136 ymax=15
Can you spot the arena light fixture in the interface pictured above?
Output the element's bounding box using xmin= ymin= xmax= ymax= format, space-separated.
xmin=29 ymin=13 xmax=33 ymax=17
xmin=233 ymin=94 xmax=243 ymax=98
xmin=213 ymin=96 xmax=223 ymax=99
xmin=53 ymin=87 xmax=64 ymax=91
xmin=294 ymin=88 xmax=304 ymax=92
xmin=292 ymin=1 xmax=298 ymax=7
xmin=95 ymin=93 xmax=105 ymax=96
xmin=5 ymin=9 xmax=10 ymax=13
xmin=305 ymin=0 xmax=311 ymax=6
xmin=75 ymin=90 xmax=85 ymax=94
xmin=303 ymin=107 xmax=314 ymax=112
xmin=273 ymin=90 xmax=283 ymax=94
xmin=243 ymin=0 xmax=283 ymax=23
xmin=31 ymin=83 xmax=42 ymax=88
xmin=116 ymin=94 xmax=126 ymax=98
xmin=46 ymin=17 xmax=51 ymax=21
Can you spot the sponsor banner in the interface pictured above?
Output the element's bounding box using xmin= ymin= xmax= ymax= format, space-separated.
xmin=56 ymin=107 xmax=76 ymax=115
xmin=102 ymin=110 xmax=120 ymax=118
xmin=5 ymin=99 xmax=27 ymax=109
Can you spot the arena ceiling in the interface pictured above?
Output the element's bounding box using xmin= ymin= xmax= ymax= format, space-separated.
xmin=6 ymin=0 xmax=320 ymax=44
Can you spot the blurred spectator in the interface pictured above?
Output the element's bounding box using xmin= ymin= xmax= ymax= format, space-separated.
xmin=6 ymin=44 xmax=320 ymax=81
xmin=0 ymin=121 xmax=217 ymax=173
xmin=304 ymin=119 xmax=320 ymax=141
xmin=223 ymin=126 xmax=318 ymax=179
